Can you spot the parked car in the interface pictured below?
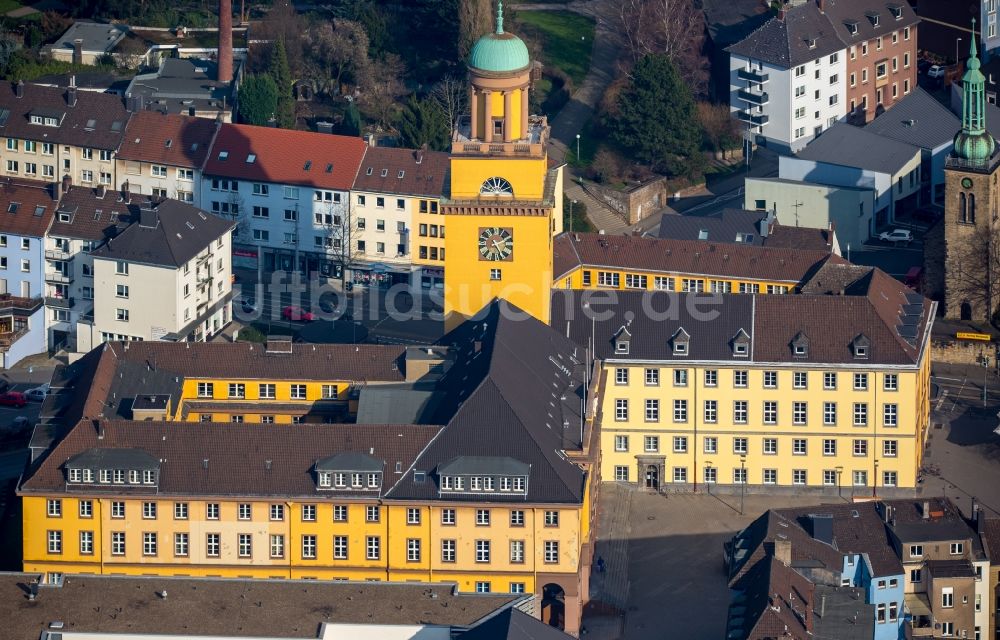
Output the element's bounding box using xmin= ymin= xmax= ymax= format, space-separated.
xmin=24 ymin=384 xmax=49 ymax=402
xmin=0 ymin=392 xmax=27 ymax=408
xmin=282 ymin=306 xmax=315 ymax=322
xmin=240 ymin=296 xmax=257 ymax=313
xmin=927 ymin=65 xmax=945 ymax=78
xmin=879 ymin=229 xmax=913 ymax=243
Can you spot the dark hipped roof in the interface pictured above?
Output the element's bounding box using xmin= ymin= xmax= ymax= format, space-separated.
xmin=458 ymin=607 xmax=574 ymax=640
xmin=48 ymin=185 xmax=137 ymax=242
xmin=553 ymin=273 xmax=932 ymax=366
xmin=0 ymin=573 xmax=518 ymax=640
xmin=0 ymin=179 xmax=56 ymax=237
xmin=203 ymin=123 xmax=366 ymax=190
xmin=822 ymin=0 xmax=920 ymax=44
xmin=795 ymin=123 xmax=921 ymax=174
xmin=864 ymin=87 xmax=960 ymax=151
xmin=726 ymin=1 xmax=844 ymax=67
xmin=553 ymin=231 xmax=840 ymax=283
xmin=88 ymin=199 xmax=234 ymax=268
xmin=0 ymin=80 xmax=128 ymax=150
xmin=387 ymin=300 xmax=588 ymax=504
xmin=116 ymin=111 xmax=218 ymax=168
xmin=352 ymin=146 xmax=450 ymax=198
xmin=21 ymin=420 xmax=442 ymax=498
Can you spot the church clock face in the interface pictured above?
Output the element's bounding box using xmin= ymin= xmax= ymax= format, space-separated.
xmin=962 ymin=177 xmax=974 ymax=189
xmin=478 ymin=227 xmax=513 ymax=261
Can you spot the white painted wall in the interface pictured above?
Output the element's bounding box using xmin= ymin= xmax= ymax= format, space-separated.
xmin=745 ymin=177 xmax=869 ymax=249
xmin=117 ymin=160 xmax=201 ymax=203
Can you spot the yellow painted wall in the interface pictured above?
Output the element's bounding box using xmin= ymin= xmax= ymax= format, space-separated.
xmin=443 ymin=213 xmax=554 ymax=330
xmin=598 ymin=365 xmax=926 ymax=490
xmin=556 ymin=266 xmax=796 ymax=295
xmin=472 ymin=91 xmax=524 ymax=143
xmin=450 ymin=157 xmax=548 ymax=200
xmin=23 ymin=496 xmax=584 ymax=594
xmin=179 ymin=379 xmax=348 ymax=403
xmin=413 ymin=198 xmax=446 ymax=267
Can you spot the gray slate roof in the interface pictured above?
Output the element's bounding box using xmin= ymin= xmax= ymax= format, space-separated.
xmin=727 ymin=2 xmax=845 ymax=67
xmin=864 ymin=87 xmax=959 ymax=150
xmin=657 ymin=209 xmax=766 ymax=244
xmin=458 ymin=608 xmax=574 ymax=640
xmin=822 ymin=0 xmax=920 ymax=44
xmin=89 ymin=199 xmax=234 ymax=268
xmin=66 ymin=447 xmax=159 ymax=470
xmin=355 ymin=382 xmax=440 ymax=424
xmin=796 ymin=122 xmax=920 ymax=174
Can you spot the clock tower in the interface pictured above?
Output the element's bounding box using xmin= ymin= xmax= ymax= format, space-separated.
xmin=941 ymin=20 xmax=1000 ymax=322
xmin=441 ymin=0 xmax=563 ymax=330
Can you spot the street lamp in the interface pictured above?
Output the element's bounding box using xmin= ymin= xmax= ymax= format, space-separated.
xmin=705 ymin=460 xmax=713 ymax=495
xmin=835 ymin=466 xmax=843 ymax=500
xmin=957 ymin=37 xmax=963 ymax=66
xmin=983 ymin=354 xmax=991 ymax=407
xmin=739 ymin=454 xmax=746 ymax=516
xmin=873 ymin=460 xmax=879 ymax=498
xmin=570 ymin=199 xmax=578 ymax=233
xmin=575 ymin=133 xmax=581 ymax=162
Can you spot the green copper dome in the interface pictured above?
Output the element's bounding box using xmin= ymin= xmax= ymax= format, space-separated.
xmin=954 ymin=18 xmax=997 ymax=163
xmin=468 ymin=1 xmax=530 ymax=73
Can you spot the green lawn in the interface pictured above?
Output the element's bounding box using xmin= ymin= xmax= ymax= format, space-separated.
xmin=514 ymin=10 xmax=595 ymax=87
xmin=565 ymin=116 xmax=599 ymax=167
xmin=0 ymin=0 xmax=23 ymax=15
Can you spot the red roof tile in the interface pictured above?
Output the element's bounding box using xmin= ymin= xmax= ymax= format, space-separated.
xmin=0 ymin=179 xmax=57 ymax=237
xmin=352 ymin=146 xmax=450 ymax=198
xmin=116 ymin=111 xmax=218 ymax=168
xmin=202 ymin=124 xmax=366 ymax=190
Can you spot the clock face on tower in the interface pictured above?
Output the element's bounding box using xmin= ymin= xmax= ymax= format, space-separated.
xmin=478 ymin=227 xmax=513 ymax=261
xmin=962 ymin=177 xmax=974 ymax=189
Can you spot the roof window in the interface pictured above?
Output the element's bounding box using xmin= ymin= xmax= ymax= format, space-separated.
xmin=398 ymin=170 xmax=405 ymax=179
xmin=218 ymin=151 xmax=229 ymax=161
xmin=33 ymin=205 xmax=44 ymax=216
xmin=326 ymin=163 xmax=333 ymax=173
xmin=381 ymin=169 xmax=388 ymax=177
xmin=84 ymin=119 xmax=96 ymax=131
xmin=165 ymin=139 xmax=172 ymax=148
xmin=303 ymin=160 xmax=312 ymax=170
xmin=6 ymin=202 xmax=17 ymax=213
xmin=366 ymin=167 xmax=373 ymax=176
xmin=246 ymin=154 xmax=256 ymax=164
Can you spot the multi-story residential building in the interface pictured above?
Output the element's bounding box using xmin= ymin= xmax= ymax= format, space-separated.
xmin=0 ymin=79 xmax=127 ymax=189
xmin=980 ymin=515 xmax=1000 ymax=640
xmin=83 ymin=199 xmax=233 ymax=347
xmin=555 ymin=261 xmax=934 ymax=493
xmin=350 ymin=146 xmax=449 ymax=289
xmin=0 ymin=180 xmax=54 ymax=365
xmin=725 ymin=501 xmax=903 ymax=640
xmin=884 ymin=498 xmax=988 ymax=640
xmin=552 ymin=231 xmax=842 ymax=294
xmin=727 ymin=0 xmax=918 ymax=152
xmin=115 ymin=111 xmax=218 ymax=204
xmin=727 ymin=2 xmax=848 ymax=153
xmin=824 ymin=0 xmax=919 ymax=124
xmin=19 ymin=300 xmax=597 ymax=635
xmin=200 ymin=123 xmax=366 ymax=279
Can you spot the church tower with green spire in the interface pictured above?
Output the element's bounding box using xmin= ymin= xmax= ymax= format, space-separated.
xmin=939 ymin=18 xmax=1000 ymax=322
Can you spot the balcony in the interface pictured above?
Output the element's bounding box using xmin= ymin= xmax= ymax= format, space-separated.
xmin=44 ymin=296 xmax=74 ymax=309
xmin=44 ymin=271 xmax=72 ymax=285
xmin=451 ymin=114 xmax=549 ymax=157
xmin=737 ymin=89 xmax=769 ymax=105
xmin=738 ymin=68 xmax=769 ymax=84
xmin=0 ymin=295 xmax=43 ymax=315
xmin=736 ymin=111 xmax=770 ymax=126
xmin=44 ymin=249 xmax=71 ymax=261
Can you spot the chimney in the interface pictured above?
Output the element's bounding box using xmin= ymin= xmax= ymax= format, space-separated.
xmin=773 ymin=539 xmax=792 ymax=566
xmin=72 ymin=39 xmax=83 ymax=65
xmin=14 ymin=79 xmax=23 ymax=98
xmin=139 ymin=204 xmax=159 ymax=228
xmin=923 ymin=501 xmax=930 ymax=520
xmin=817 ymin=0 xmax=825 ymax=12
xmin=218 ymin=0 xmax=233 ymax=83
xmin=96 ymin=184 xmax=106 ymax=199
xmin=66 ymin=81 xmax=77 ymax=108
xmin=778 ymin=8 xmax=786 ymax=21
xmin=61 ymin=174 xmax=72 ymax=196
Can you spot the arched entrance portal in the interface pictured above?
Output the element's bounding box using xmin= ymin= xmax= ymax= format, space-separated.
xmin=961 ymin=301 xmax=973 ymax=321
xmin=645 ymin=464 xmax=659 ymax=490
xmin=541 ymin=583 xmax=566 ymax=629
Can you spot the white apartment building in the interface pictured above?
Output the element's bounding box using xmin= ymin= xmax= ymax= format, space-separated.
xmin=349 ymin=146 xmax=449 ymax=288
xmin=115 ymin=111 xmax=218 ymax=204
xmin=200 ymin=123 xmax=366 ymax=279
xmin=0 ymin=79 xmax=127 ymax=189
xmin=728 ymin=3 xmax=848 ymax=153
xmin=83 ymin=199 xmax=234 ymax=349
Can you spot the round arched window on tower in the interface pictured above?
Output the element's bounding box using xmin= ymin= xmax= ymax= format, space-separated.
xmin=480 ymin=177 xmax=514 ymax=197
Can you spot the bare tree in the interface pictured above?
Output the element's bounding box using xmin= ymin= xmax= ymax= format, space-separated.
xmin=113 ymin=37 xmax=146 ymax=71
xmin=358 ymin=54 xmax=406 ymax=130
xmin=946 ymin=221 xmax=1000 ymax=323
xmin=303 ymin=20 xmax=370 ymax=98
xmin=618 ymin=0 xmax=708 ymax=96
xmin=250 ymin=0 xmax=306 ymax=75
xmin=697 ymin=102 xmax=741 ymax=152
xmin=325 ymin=201 xmax=363 ymax=288
xmin=458 ymin=0 xmax=492 ymax=59
xmin=430 ymin=74 xmax=467 ymax=131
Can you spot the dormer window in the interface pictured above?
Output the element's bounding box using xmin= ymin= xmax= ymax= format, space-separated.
xmin=791 ymin=332 xmax=809 ymax=358
xmin=613 ymin=325 xmax=632 ymax=355
xmin=807 ymin=37 xmax=817 ymax=49
xmin=315 ymin=453 xmax=383 ymax=491
xmin=318 ymin=471 xmax=332 ymax=487
xmin=68 ymin=468 xmax=81 ymax=482
xmin=672 ymin=328 xmax=690 ymax=356
xmin=334 ymin=472 xmax=346 ymax=487
xmin=852 ymin=334 xmax=871 ymax=359
xmin=732 ymin=329 xmax=751 ymax=357
xmin=889 ymin=4 xmax=902 ymax=19
xmin=846 ymin=21 xmax=859 ymax=35
xmin=616 ymin=341 xmax=629 ymax=354
xmin=866 ymin=11 xmax=879 ymax=26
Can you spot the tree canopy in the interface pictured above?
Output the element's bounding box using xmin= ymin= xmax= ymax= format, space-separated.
xmin=238 ymin=74 xmax=279 ymax=126
xmin=607 ymin=54 xmax=702 ymax=177
xmin=396 ymin=95 xmax=450 ymax=151
xmin=269 ymin=38 xmax=295 ymax=129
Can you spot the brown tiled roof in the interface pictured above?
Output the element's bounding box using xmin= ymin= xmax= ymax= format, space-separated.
xmin=116 ymin=111 xmax=218 ymax=168
xmin=202 ymin=123 xmax=366 ymax=190
xmin=0 ymin=179 xmax=56 ymax=237
xmin=552 ymin=232 xmax=843 ymax=283
xmin=799 ymin=261 xmax=875 ymax=295
xmin=0 ymin=80 xmax=128 ymax=150
xmin=20 ymin=419 xmax=442 ymax=498
xmin=763 ymin=225 xmax=836 ymax=252
xmin=352 ymin=146 xmax=450 ymax=198
xmin=0 ymin=573 xmax=517 ymax=639
xmin=734 ymin=557 xmax=815 ymax=640
xmin=980 ymin=518 xmax=1000 ymax=565
xmin=98 ymin=340 xmax=407 ymax=382
xmin=48 ymin=184 xmax=136 ymax=241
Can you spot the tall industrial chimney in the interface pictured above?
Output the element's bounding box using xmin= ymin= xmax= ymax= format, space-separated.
xmin=218 ymin=0 xmax=233 ymax=83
